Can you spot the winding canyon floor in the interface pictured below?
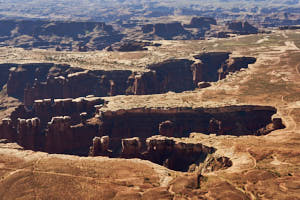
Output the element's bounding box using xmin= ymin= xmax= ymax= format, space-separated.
xmin=0 ymin=30 xmax=300 ymax=199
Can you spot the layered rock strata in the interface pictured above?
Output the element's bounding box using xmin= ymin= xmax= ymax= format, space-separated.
xmin=2 ymin=53 xmax=256 ymax=107
xmin=0 ymin=19 xmax=123 ymax=51
xmin=226 ymin=21 xmax=258 ymax=35
xmin=97 ymin=105 xmax=281 ymax=139
xmin=0 ymin=96 xmax=104 ymax=153
xmin=0 ymin=95 xmax=285 ymax=171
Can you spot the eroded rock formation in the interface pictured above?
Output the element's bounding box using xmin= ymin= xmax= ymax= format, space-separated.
xmin=185 ymin=17 xmax=217 ymax=28
xmin=0 ymin=118 xmax=16 ymax=142
xmin=227 ymin=21 xmax=258 ymax=35
xmin=144 ymin=136 xmax=215 ymax=171
xmin=121 ymin=137 xmax=142 ymax=158
xmin=0 ymin=19 xmax=123 ymax=51
xmin=97 ymin=105 xmax=284 ymax=139
xmin=0 ymin=96 xmax=104 ymax=154
xmin=89 ymin=136 xmax=111 ymax=156
xmin=17 ymin=117 xmax=41 ymax=150
xmin=2 ymin=53 xmax=256 ymax=106
xmin=142 ymin=22 xmax=191 ymax=39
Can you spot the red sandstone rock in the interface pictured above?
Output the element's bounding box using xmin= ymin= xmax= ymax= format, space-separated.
xmin=17 ymin=117 xmax=41 ymax=150
xmin=121 ymin=137 xmax=142 ymax=158
xmin=159 ymin=120 xmax=176 ymax=137
xmin=0 ymin=118 xmax=17 ymax=142
xmin=89 ymin=136 xmax=111 ymax=156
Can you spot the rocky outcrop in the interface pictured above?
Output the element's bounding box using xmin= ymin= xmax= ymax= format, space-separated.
xmin=121 ymin=137 xmax=142 ymax=158
xmin=126 ymin=59 xmax=197 ymax=95
xmin=7 ymin=63 xmax=55 ymax=98
xmin=0 ymin=64 xmax=15 ymax=90
xmin=257 ymin=118 xmax=285 ymax=135
xmin=212 ymin=31 xmax=230 ymax=38
xmin=89 ymin=136 xmax=111 ymax=157
xmin=279 ymin=25 xmax=300 ymax=30
xmin=147 ymin=59 xmax=195 ymax=93
xmin=1 ymin=96 xmax=104 ymax=154
xmin=17 ymin=117 xmax=42 ymax=150
xmin=159 ymin=120 xmax=176 ymax=137
xmin=45 ymin=116 xmax=99 ymax=154
xmin=0 ymin=118 xmax=17 ymax=142
xmin=197 ymin=82 xmax=211 ymax=89
xmin=185 ymin=17 xmax=217 ymax=28
xmin=142 ymin=22 xmax=191 ymax=39
xmin=218 ymin=57 xmax=257 ymax=79
xmin=199 ymin=155 xmax=233 ymax=173
xmin=193 ymin=52 xmax=231 ymax=82
xmin=192 ymin=52 xmax=256 ymax=84
xmin=12 ymin=96 xmax=104 ymax=128
xmin=144 ymin=136 xmax=215 ymax=171
xmin=227 ymin=21 xmax=258 ymax=35
xmin=106 ymin=41 xmax=161 ymax=52
xmin=89 ymin=135 xmax=218 ymax=172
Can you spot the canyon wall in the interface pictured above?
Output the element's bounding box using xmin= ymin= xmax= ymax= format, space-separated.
xmin=2 ymin=53 xmax=256 ymax=107
xmin=97 ymin=106 xmax=282 ymax=139
xmin=0 ymin=98 xmax=285 ymax=156
xmin=0 ymin=96 xmax=104 ymax=154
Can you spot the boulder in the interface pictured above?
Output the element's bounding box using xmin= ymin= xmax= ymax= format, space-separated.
xmin=121 ymin=137 xmax=142 ymax=158
xmin=197 ymin=82 xmax=211 ymax=89
xmin=89 ymin=136 xmax=111 ymax=157
xmin=159 ymin=120 xmax=176 ymax=137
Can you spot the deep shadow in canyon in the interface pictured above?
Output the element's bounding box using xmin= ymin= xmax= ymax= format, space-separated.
xmin=0 ymin=52 xmax=286 ymax=172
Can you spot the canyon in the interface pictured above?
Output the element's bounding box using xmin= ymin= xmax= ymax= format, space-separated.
xmin=0 ymin=16 xmax=299 ymax=199
xmin=2 ymin=52 xmax=256 ymax=106
xmin=0 ymin=52 xmax=284 ymax=172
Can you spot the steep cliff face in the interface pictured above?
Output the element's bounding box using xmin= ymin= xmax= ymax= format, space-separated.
xmin=0 ymin=118 xmax=16 ymax=142
xmin=0 ymin=96 xmax=285 ymax=168
xmin=0 ymin=64 xmax=15 ymax=90
xmin=147 ymin=59 xmax=196 ymax=93
xmin=97 ymin=106 xmax=284 ymax=139
xmin=0 ymin=96 xmax=104 ymax=153
xmin=218 ymin=57 xmax=257 ymax=79
xmin=185 ymin=17 xmax=217 ymax=28
xmin=193 ymin=52 xmax=231 ymax=82
xmin=88 ymin=135 xmax=220 ymax=172
xmin=227 ymin=21 xmax=259 ymax=35
xmin=142 ymin=22 xmax=191 ymax=39
xmin=3 ymin=63 xmax=132 ymax=106
xmin=45 ymin=116 xmax=99 ymax=154
xmin=17 ymin=117 xmax=42 ymax=150
xmin=144 ymin=136 xmax=215 ymax=171
xmin=2 ymin=54 xmax=256 ymax=106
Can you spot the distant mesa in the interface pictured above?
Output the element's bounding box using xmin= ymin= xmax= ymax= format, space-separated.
xmin=226 ymin=21 xmax=259 ymax=35
xmin=142 ymin=22 xmax=191 ymax=40
xmin=0 ymin=19 xmax=124 ymax=51
xmin=185 ymin=17 xmax=217 ymax=28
